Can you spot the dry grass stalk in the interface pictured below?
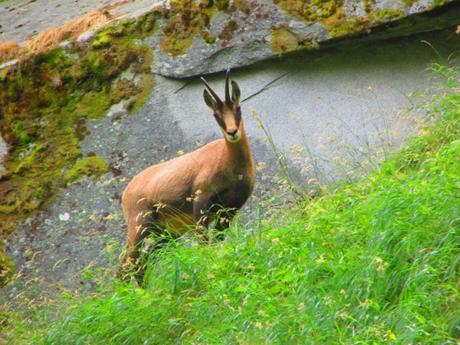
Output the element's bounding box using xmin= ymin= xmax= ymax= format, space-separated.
xmin=24 ymin=10 xmax=113 ymax=52
xmin=0 ymin=0 xmax=133 ymax=64
xmin=0 ymin=41 xmax=25 ymax=63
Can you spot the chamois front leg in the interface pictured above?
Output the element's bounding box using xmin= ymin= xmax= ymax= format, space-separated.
xmin=192 ymin=193 xmax=214 ymax=241
xmin=214 ymin=207 xmax=236 ymax=241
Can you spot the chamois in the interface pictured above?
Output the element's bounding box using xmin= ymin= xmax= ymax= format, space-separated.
xmin=120 ymin=70 xmax=255 ymax=276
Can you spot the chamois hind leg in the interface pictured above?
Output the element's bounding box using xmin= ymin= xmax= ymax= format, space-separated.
xmin=119 ymin=204 xmax=158 ymax=283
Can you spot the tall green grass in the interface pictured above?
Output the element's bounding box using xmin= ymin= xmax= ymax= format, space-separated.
xmin=5 ymin=65 xmax=460 ymax=344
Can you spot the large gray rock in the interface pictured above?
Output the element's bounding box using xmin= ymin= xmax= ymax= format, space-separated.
xmin=2 ymin=28 xmax=458 ymax=297
xmin=1 ymin=0 xmax=459 ymax=297
xmin=151 ymin=0 xmax=460 ymax=78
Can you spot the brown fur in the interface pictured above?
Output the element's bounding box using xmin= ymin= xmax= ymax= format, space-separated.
xmin=120 ymin=74 xmax=255 ymax=277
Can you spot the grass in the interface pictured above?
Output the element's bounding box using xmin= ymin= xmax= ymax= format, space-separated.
xmin=3 ymin=65 xmax=460 ymax=343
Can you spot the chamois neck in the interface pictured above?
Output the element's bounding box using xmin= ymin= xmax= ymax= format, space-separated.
xmin=225 ymin=122 xmax=253 ymax=169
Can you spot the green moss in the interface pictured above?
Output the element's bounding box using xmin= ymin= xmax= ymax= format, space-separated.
xmin=273 ymin=0 xmax=372 ymax=42
xmin=201 ymin=30 xmax=216 ymax=44
xmin=0 ymin=11 xmax=157 ymax=286
xmin=214 ymin=0 xmax=230 ymax=10
xmin=159 ymin=0 xmax=223 ymax=56
xmin=373 ymin=9 xmax=405 ymax=23
xmin=271 ymin=27 xmax=300 ymax=54
xmin=273 ymin=0 xmax=412 ymax=48
xmin=0 ymin=67 xmax=11 ymax=81
xmin=323 ymin=7 xmax=371 ymax=37
xmin=128 ymin=73 xmax=155 ymax=112
xmin=64 ymin=156 xmax=110 ymax=184
xmin=92 ymin=32 xmax=112 ymax=49
xmin=274 ymin=0 xmax=338 ymax=22
xmin=0 ymin=241 xmax=14 ymax=289
xmin=271 ymin=26 xmax=319 ymax=55
xmin=402 ymin=0 xmax=419 ymax=6
xmin=13 ymin=144 xmax=45 ymax=174
xmin=431 ymin=0 xmax=449 ymax=8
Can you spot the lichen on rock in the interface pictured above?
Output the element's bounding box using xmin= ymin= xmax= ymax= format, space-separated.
xmin=271 ymin=26 xmax=319 ymax=54
xmin=158 ymin=0 xmax=219 ymax=56
xmin=273 ymin=0 xmax=454 ymax=39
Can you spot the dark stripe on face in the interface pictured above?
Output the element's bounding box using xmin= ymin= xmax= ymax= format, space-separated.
xmin=214 ymin=113 xmax=226 ymax=130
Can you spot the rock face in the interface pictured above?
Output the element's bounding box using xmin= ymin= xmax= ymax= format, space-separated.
xmin=151 ymin=0 xmax=460 ymax=78
xmin=2 ymin=28 xmax=459 ymax=297
xmin=1 ymin=0 xmax=459 ymax=297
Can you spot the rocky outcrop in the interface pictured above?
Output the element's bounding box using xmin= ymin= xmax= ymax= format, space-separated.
xmin=150 ymin=0 xmax=460 ymax=78
xmin=1 ymin=0 xmax=458 ymax=78
xmin=3 ymin=27 xmax=460 ymax=295
xmin=0 ymin=0 xmax=459 ymax=295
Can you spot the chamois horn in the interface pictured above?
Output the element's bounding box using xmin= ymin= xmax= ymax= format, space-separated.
xmin=225 ymin=68 xmax=231 ymax=104
xmin=200 ymin=76 xmax=223 ymax=106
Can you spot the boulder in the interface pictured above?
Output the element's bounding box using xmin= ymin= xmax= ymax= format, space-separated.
xmin=150 ymin=0 xmax=460 ymax=78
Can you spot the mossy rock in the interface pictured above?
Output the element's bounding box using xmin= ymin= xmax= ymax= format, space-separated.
xmin=271 ymin=27 xmax=300 ymax=54
xmin=0 ymin=242 xmax=14 ymax=288
xmin=64 ymin=156 xmax=110 ymax=184
xmin=0 ymin=10 xmax=156 ymax=273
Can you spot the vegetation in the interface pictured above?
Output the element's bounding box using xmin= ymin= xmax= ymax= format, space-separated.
xmin=158 ymin=0 xmax=250 ymax=56
xmin=0 ymin=13 xmax=156 ymax=286
xmin=159 ymin=0 xmax=218 ymax=56
xmin=2 ymin=64 xmax=459 ymax=344
xmin=273 ymin=0 xmax=370 ymax=38
xmin=0 ymin=10 xmax=112 ymax=64
xmin=64 ymin=156 xmax=110 ymax=184
xmin=272 ymin=0 xmax=426 ymax=41
xmin=271 ymin=27 xmax=319 ymax=54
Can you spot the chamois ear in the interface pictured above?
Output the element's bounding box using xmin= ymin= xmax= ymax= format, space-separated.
xmin=203 ymin=89 xmax=216 ymax=110
xmin=231 ymin=80 xmax=241 ymax=104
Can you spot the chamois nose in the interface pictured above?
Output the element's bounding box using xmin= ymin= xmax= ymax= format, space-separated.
xmin=227 ymin=129 xmax=238 ymax=137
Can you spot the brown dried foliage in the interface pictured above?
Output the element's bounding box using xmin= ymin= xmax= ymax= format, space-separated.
xmin=0 ymin=41 xmax=25 ymax=63
xmin=0 ymin=0 xmax=133 ymax=64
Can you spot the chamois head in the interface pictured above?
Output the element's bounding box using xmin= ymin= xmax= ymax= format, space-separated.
xmin=201 ymin=69 xmax=242 ymax=143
